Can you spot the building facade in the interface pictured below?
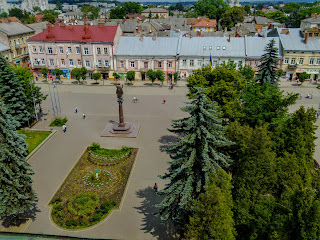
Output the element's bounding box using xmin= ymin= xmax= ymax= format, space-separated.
xmin=191 ymin=17 xmax=217 ymax=32
xmin=21 ymin=0 xmax=48 ymax=12
xmin=0 ymin=41 xmax=10 ymax=60
xmin=141 ymin=8 xmax=169 ymax=19
xmin=27 ymin=23 xmax=122 ymax=80
xmin=0 ymin=22 xmax=35 ymax=66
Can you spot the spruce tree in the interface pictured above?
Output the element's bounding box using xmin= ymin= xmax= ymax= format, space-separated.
xmin=255 ymin=39 xmax=280 ymax=85
xmin=0 ymin=54 xmax=31 ymax=127
xmin=0 ymin=100 xmax=37 ymax=219
xmin=156 ymin=87 xmax=233 ymax=226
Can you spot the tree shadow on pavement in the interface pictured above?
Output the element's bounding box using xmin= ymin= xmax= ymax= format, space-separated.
xmin=135 ymin=187 xmax=178 ymax=240
xmin=158 ymin=135 xmax=179 ymax=152
xmin=1 ymin=200 xmax=40 ymax=228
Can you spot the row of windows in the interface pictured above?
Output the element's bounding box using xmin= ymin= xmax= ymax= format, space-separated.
xmin=119 ymin=61 xmax=173 ymax=68
xmin=10 ymin=37 xmax=29 ymax=47
xmin=181 ymin=59 xmax=243 ymax=67
xmin=32 ymin=46 xmax=108 ymax=55
xmin=284 ymin=57 xmax=320 ymax=65
xmin=34 ymin=58 xmax=109 ymax=67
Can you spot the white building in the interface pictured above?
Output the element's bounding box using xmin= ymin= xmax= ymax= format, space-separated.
xmin=21 ymin=0 xmax=48 ymax=12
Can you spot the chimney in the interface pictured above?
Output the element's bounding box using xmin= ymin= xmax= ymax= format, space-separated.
xmin=69 ymin=24 xmax=72 ymax=30
xmin=305 ymin=33 xmax=309 ymax=44
xmin=98 ymin=23 xmax=104 ymax=27
xmin=228 ymin=35 xmax=231 ymax=42
xmin=122 ymin=19 xmax=126 ymax=24
xmin=140 ymin=34 xmax=144 ymax=41
xmin=153 ymin=34 xmax=157 ymax=41
xmin=197 ymin=31 xmax=201 ymax=37
xmin=60 ymin=22 xmax=66 ymax=27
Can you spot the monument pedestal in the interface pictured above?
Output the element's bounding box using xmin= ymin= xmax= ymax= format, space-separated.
xmin=101 ymin=122 xmax=141 ymax=138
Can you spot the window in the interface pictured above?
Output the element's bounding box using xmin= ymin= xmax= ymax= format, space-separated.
xmin=22 ymin=37 xmax=24 ymax=43
xmin=76 ymin=47 xmax=80 ymax=54
xmin=190 ymin=60 xmax=194 ymax=67
xmin=97 ymin=60 xmax=102 ymax=66
xmin=130 ymin=61 xmax=135 ymax=68
xmin=67 ymin=47 xmax=72 ymax=54
xmin=59 ymin=47 xmax=63 ymax=54
xmin=238 ymin=61 xmax=242 ymax=66
xmin=97 ymin=47 xmax=101 ymax=54
xmin=291 ymin=58 xmax=296 ymax=64
xmin=77 ymin=59 xmax=81 ymax=66
xmin=41 ymin=58 xmax=45 ymax=65
xmin=144 ymin=62 xmax=148 ymax=68
xmin=104 ymin=47 xmax=108 ymax=54
xmin=209 ymin=46 xmax=212 ymax=50
xmin=198 ymin=60 xmax=202 ymax=66
xmin=85 ymin=60 xmax=90 ymax=67
xmin=120 ymin=61 xmax=124 ymax=68
xmin=10 ymin=40 xmax=12 ymax=46
xmin=284 ymin=58 xmax=289 ymax=64
xmin=299 ymin=58 xmax=304 ymax=65
xmin=84 ymin=48 xmax=89 ymax=55
xmin=61 ymin=59 xmax=65 ymax=65
xmin=183 ymin=59 xmax=187 ymax=66
xmin=255 ymin=60 xmax=259 ymax=67
xmin=39 ymin=46 xmax=43 ymax=53
xmin=69 ymin=59 xmax=74 ymax=66
xmin=203 ymin=46 xmax=206 ymax=50
xmin=49 ymin=59 xmax=54 ymax=66
xmin=217 ymin=46 xmax=220 ymax=50
xmin=309 ymin=58 xmax=315 ymax=65
xmin=248 ymin=60 xmax=252 ymax=66
xmin=158 ymin=61 xmax=162 ymax=68
xmin=48 ymin=47 xmax=53 ymax=54
xmin=33 ymin=46 xmax=37 ymax=53
xmin=222 ymin=46 xmax=226 ymax=50
xmin=168 ymin=62 xmax=172 ymax=68
xmin=35 ymin=58 xmax=40 ymax=65
xmin=104 ymin=60 xmax=109 ymax=66
xmin=317 ymin=59 xmax=320 ymax=65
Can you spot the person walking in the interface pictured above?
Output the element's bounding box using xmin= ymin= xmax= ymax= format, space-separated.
xmin=153 ymin=183 xmax=158 ymax=192
xmin=83 ymin=113 xmax=86 ymax=119
xmin=75 ymin=106 xmax=78 ymax=113
xmin=62 ymin=124 xmax=66 ymax=133
xmin=163 ymin=98 xmax=166 ymax=104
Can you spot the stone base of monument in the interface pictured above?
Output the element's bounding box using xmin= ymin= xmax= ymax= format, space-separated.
xmin=101 ymin=122 xmax=141 ymax=138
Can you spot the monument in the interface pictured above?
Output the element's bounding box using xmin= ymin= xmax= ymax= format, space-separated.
xmin=101 ymin=85 xmax=140 ymax=137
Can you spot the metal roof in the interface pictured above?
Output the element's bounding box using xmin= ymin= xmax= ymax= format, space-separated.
xmin=245 ymin=36 xmax=282 ymax=58
xmin=301 ymin=16 xmax=320 ymax=24
xmin=0 ymin=22 xmax=34 ymax=36
xmin=178 ymin=37 xmax=246 ymax=57
xmin=0 ymin=42 xmax=10 ymax=52
xmin=115 ymin=37 xmax=179 ymax=56
xmin=277 ymin=28 xmax=320 ymax=52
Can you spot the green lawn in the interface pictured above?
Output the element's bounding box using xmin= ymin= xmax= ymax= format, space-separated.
xmin=18 ymin=130 xmax=51 ymax=154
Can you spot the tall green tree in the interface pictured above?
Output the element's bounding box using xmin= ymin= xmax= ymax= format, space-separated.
xmin=156 ymin=87 xmax=233 ymax=226
xmin=156 ymin=70 xmax=164 ymax=85
xmin=0 ymin=101 xmax=37 ymax=219
xmin=255 ymin=39 xmax=280 ymax=85
xmin=147 ymin=69 xmax=157 ymax=85
xmin=0 ymin=55 xmax=30 ymax=127
xmin=185 ymin=169 xmax=236 ymax=240
xmin=220 ymin=6 xmax=245 ymax=30
xmin=40 ymin=67 xmax=48 ymax=80
xmin=126 ymin=71 xmax=135 ymax=84
xmin=51 ymin=68 xmax=63 ymax=82
xmin=42 ymin=13 xmax=56 ymax=24
xmin=80 ymin=67 xmax=87 ymax=82
xmin=194 ymin=0 xmax=229 ymax=20
xmin=266 ymin=11 xmax=288 ymax=23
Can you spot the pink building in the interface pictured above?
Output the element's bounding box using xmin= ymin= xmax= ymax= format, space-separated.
xmin=27 ymin=23 xmax=122 ymax=79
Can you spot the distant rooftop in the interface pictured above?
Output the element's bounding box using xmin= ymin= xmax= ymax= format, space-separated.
xmin=0 ymin=22 xmax=34 ymax=36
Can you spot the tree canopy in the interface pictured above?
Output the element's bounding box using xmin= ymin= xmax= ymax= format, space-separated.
xmin=194 ymin=0 xmax=229 ymax=20
xmin=220 ymin=6 xmax=245 ymax=30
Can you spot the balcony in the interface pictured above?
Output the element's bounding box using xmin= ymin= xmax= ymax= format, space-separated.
xmin=15 ymin=43 xmax=21 ymax=49
xmin=96 ymin=65 xmax=111 ymax=70
xmin=288 ymin=64 xmax=298 ymax=69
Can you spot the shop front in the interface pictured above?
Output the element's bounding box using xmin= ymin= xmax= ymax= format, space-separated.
xmin=296 ymin=68 xmax=320 ymax=81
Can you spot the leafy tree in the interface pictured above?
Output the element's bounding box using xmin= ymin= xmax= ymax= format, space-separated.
xmin=80 ymin=67 xmax=87 ymax=82
xmin=40 ymin=67 xmax=48 ymax=80
xmin=194 ymin=0 xmax=229 ymax=20
xmin=71 ymin=68 xmax=81 ymax=83
xmin=51 ymin=68 xmax=63 ymax=82
xmin=109 ymin=2 xmax=142 ymax=19
xmin=56 ymin=1 xmax=62 ymax=10
xmin=9 ymin=8 xmax=24 ymax=20
xmin=244 ymin=4 xmax=251 ymax=14
xmin=110 ymin=7 xmax=125 ymax=19
xmin=239 ymin=65 xmax=255 ymax=82
xmin=156 ymin=70 xmax=164 ymax=85
xmin=155 ymin=13 xmax=159 ymax=19
xmin=299 ymin=72 xmax=309 ymax=85
xmin=281 ymin=2 xmax=301 ymax=13
xmin=0 ymin=101 xmax=37 ymax=219
xmin=25 ymin=15 xmax=37 ymax=24
xmin=221 ymin=6 xmax=245 ymax=30
xmin=42 ymin=13 xmax=56 ymax=24
xmin=255 ymin=39 xmax=280 ymax=85
xmin=126 ymin=71 xmax=135 ymax=84
xmin=173 ymin=72 xmax=178 ymax=83
xmin=0 ymin=55 xmax=30 ymax=127
xmin=255 ymin=10 xmax=266 ymax=16
xmin=0 ymin=12 xmax=8 ymax=18
xmin=156 ymin=87 xmax=233 ymax=226
xmin=148 ymin=11 xmax=152 ymax=19
xmin=92 ymin=72 xmax=100 ymax=83
xmin=33 ymin=6 xmax=41 ymax=12
xmin=292 ymin=7 xmax=320 ymax=27
xmin=266 ymin=11 xmax=287 ymax=23
xmin=187 ymin=66 xmax=247 ymax=121
xmin=13 ymin=67 xmax=47 ymax=116
xmin=185 ymin=169 xmax=236 ymax=240
xmin=113 ymin=72 xmax=121 ymax=82
xmin=147 ymin=69 xmax=157 ymax=85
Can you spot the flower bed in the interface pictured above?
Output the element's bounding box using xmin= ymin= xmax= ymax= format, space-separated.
xmin=49 ymin=144 xmax=137 ymax=229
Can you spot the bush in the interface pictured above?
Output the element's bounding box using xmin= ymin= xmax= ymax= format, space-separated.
xmin=89 ymin=212 xmax=103 ymax=223
xmin=68 ymin=192 xmax=99 ymax=216
xmin=91 ymin=146 xmax=132 ymax=157
xmin=52 ymin=197 xmax=62 ymax=204
xmin=65 ymin=219 xmax=79 ymax=227
xmin=89 ymin=142 xmax=101 ymax=151
xmin=50 ymin=117 xmax=67 ymax=126
xmin=100 ymin=200 xmax=116 ymax=214
xmin=55 ymin=204 xmax=63 ymax=211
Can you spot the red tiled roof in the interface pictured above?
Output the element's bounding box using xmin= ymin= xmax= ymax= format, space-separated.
xmin=28 ymin=24 xmax=119 ymax=43
xmin=192 ymin=17 xmax=217 ymax=28
xmin=36 ymin=14 xmax=44 ymax=20
xmin=0 ymin=17 xmax=21 ymax=23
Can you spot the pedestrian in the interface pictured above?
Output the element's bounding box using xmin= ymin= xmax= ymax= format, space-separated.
xmin=75 ymin=106 xmax=78 ymax=113
xmin=83 ymin=113 xmax=86 ymax=119
xmin=62 ymin=124 xmax=66 ymax=133
xmin=153 ymin=183 xmax=158 ymax=192
xmin=317 ymin=111 xmax=319 ymax=119
xmin=163 ymin=98 xmax=166 ymax=104
xmin=171 ymin=85 xmax=173 ymax=90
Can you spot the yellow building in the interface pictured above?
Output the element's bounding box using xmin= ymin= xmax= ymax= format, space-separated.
xmin=0 ymin=22 xmax=35 ymax=66
xmin=141 ymin=8 xmax=169 ymax=19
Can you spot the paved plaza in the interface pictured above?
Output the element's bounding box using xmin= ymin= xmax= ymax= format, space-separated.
xmin=1 ymin=81 xmax=320 ymax=239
